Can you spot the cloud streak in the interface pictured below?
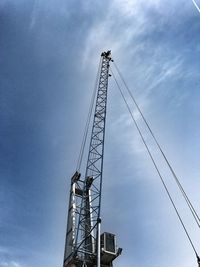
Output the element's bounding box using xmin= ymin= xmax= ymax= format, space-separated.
xmin=192 ymin=0 xmax=200 ymax=13
xmin=30 ymin=0 xmax=40 ymax=29
xmin=0 ymin=260 xmax=22 ymax=267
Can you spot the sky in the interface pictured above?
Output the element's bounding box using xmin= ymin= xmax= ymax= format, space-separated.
xmin=0 ymin=0 xmax=200 ymax=267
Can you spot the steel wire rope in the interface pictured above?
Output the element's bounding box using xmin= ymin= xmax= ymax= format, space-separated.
xmin=76 ymin=58 xmax=102 ymax=171
xmin=111 ymin=69 xmax=200 ymax=259
xmin=75 ymin=57 xmax=104 ymax=255
xmin=112 ymin=61 xmax=200 ymax=228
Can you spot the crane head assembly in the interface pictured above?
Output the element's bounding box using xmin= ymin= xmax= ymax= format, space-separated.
xmin=63 ymin=51 xmax=122 ymax=267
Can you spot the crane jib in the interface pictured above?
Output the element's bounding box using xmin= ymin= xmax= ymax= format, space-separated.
xmin=63 ymin=51 xmax=122 ymax=267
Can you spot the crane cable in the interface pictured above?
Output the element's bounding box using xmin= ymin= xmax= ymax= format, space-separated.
xmin=110 ymin=68 xmax=200 ymax=260
xmin=112 ymin=61 xmax=200 ymax=229
xmin=76 ymin=58 xmax=102 ymax=171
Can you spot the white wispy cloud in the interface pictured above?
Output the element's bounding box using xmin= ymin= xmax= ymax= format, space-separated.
xmin=30 ymin=0 xmax=40 ymax=30
xmin=80 ymin=1 xmax=148 ymax=68
xmin=145 ymin=57 xmax=183 ymax=94
xmin=0 ymin=260 xmax=23 ymax=267
xmin=2 ymin=1 xmax=199 ymax=267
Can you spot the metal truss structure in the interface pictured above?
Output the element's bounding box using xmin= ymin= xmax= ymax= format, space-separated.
xmin=63 ymin=51 xmax=114 ymax=267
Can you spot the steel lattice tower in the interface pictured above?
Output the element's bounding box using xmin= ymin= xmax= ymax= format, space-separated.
xmin=63 ymin=51 xmax=121 ymax=267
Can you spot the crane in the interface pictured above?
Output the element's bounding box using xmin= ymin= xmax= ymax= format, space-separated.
xmin=62 ymin=50 xmax=200 ymax=267
xmin=63 ymin=51 xmax=122 ymax=267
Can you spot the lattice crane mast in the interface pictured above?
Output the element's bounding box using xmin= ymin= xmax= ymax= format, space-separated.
xmin=63 ymin=51 xmax=122 ymax=267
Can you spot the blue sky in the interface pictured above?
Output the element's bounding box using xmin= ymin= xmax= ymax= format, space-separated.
xmin=0 ymin=0 xmax=200 ymax=267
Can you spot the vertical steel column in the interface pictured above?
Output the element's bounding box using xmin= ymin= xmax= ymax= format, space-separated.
xmin=97 ymin=218 xmax=101 ymax=267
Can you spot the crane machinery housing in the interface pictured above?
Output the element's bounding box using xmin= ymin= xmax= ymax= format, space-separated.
xmin=63 ymin=51 xmax=122 ymax=267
